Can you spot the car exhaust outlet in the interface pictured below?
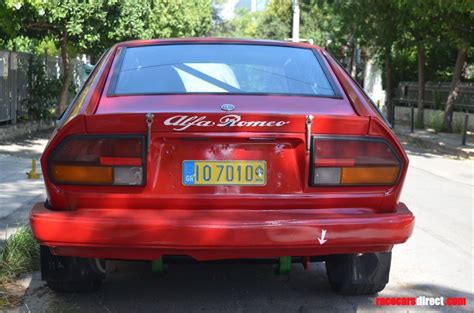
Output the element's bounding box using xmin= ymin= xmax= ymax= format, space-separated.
xmin=306 ymin=115 xmax=313 ymax=152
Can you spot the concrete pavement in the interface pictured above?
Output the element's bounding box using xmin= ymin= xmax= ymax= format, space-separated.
xmin=0 ymin=133 xmax=48 ymax=240
xmin=395 ymin=124 xmax=474 ymax=158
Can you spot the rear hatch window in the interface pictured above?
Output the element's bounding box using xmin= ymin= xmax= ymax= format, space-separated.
xmin=110 ymin=44 xmax=336 ymax=97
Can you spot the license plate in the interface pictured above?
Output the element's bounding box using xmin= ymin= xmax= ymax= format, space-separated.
xmin=182 ymin=160 xmax=266 ymax=186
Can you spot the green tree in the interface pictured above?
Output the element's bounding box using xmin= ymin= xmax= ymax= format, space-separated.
xmin=0 ymin=0 xmax=213 ymax=116
xmin=109 ymin=0 xmax=212 ymax=42
xmin=0 ymin=0 xmax=120 ymax=115
xmin=335 ymin=0 xmax=404 ymax=123
xmin=210 ymin=8 xmax=261 ymax=38
xmin=256 ymin=0 xmax=292 ymax=40
xmin=300 ymin=0 xmax=344 ymax=53
xmin=398 ymin=0 xmax=445 ymax=128
xmin=441 ymin=0 xmax=473 ymax=132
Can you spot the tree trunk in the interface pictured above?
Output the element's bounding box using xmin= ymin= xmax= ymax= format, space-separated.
xmin=346 ymin=33 xmax=354 ymax=73
xmin=384 ymin=49 xmax=394 ymax=124
xmin=416 ymin=42 xmax=425 ymax=128
xmin=57 ymin=30 xmax=71 ymax=117
xmin=90 ymin=54 xmax=98 ymax=65
xmin=350 ymin=43 xmax=357 ymax=80
xmin=443 ymin=47 xmax=467 ymax=132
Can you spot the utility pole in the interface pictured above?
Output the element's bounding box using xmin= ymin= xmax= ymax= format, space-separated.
xmin=250 ymin=0 xmax=257 ymax=13
xmin=292 ymin=0 xmax=300 ymax=42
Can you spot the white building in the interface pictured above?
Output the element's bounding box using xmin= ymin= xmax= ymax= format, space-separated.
xmin=219 ymin=0 xmax=268 ymax=20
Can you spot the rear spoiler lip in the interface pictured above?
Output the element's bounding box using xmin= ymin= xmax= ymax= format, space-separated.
xmin=94 ymin=93 xmax=354 ymax=115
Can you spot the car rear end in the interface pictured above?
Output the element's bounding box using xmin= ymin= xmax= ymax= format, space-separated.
xmin=30 ymin=39 xmax=414 ymax=294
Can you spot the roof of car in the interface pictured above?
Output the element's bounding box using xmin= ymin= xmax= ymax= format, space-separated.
xmin=116 ymin=37 xmax=323 ymax=50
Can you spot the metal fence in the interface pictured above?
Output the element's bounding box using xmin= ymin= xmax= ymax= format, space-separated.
xmin=0 ymin=50 xmax=89 ymax=124
xmin=394 ymin=81 xmax=474 ymax=113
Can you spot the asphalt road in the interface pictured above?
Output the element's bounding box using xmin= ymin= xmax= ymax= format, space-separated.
xmin=3 ymin=137 xmax=472 ymax=313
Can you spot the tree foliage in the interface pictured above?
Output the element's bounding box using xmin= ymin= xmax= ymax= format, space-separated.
xmin=0 ymin=0 xmax=471 ymax=131
xmin=212 ymin=0 xmax=471 ymax=130
xmin=1 ymin=0 xmax=213 ymax=56
xmin=211 ymin=8 xmax=262 ymax=38
xmin=256 ymin=0 xmax=292 ymax=40
xmin=23 ymin=56 xmax=63 ymax=121
xmin=1 ymin=0 xmax=113 ymax=52
xmin=0 ymin=0 xmax=213 ymax=115
xmin=300 ymin=0 xmax=344 ymax=52
xmin=109 ymin=0 xmax=212 ymax=42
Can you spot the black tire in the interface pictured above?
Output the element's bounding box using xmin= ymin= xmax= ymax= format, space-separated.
xmin=40 ymin=246 xmax=106 ymax=293
xmin=325 ymin=252 xmax=391 ymax=295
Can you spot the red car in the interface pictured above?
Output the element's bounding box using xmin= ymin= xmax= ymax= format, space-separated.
xmin=30 ymin=38 xmax=414 ymax=295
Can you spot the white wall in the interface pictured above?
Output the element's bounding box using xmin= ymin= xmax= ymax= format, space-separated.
xmin=395 ymin=106 xmax=473 ymax=131
xmin=363 ymin=57 xmax=385 ymax=106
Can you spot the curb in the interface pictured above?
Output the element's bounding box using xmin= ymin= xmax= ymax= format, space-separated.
xmin=395 ymin=131 xmax=473 ymax=159
xmin=0 ymin=120 xmax=55 ymax=142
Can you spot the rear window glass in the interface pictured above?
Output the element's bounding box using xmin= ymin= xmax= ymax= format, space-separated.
xmin=111 ymin=44 xmax=336 ymax=97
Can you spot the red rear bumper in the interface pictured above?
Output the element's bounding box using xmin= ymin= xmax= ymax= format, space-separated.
xmin=30 ymin=203 xmax=414 ymax=261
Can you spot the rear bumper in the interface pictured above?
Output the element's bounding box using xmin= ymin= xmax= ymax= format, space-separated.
xmin=30 ymin=203 xmax=414 ymax=261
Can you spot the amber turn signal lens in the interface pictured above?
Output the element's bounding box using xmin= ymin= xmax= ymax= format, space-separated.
xmin=52 ymin=165 xmax=113 ymax=184
xmin=311 ymin=137 xmax=402 ymax=186
xmin=341 ymin=167 xmax=399 ymax=185
xmin=48 ymin=136 xmax=145 ymax=185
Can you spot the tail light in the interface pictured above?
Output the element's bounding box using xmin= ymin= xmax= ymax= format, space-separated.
xmin=310 ymin=137 xmax=401 ymax=186
xmin=48 ymin=135 xmax=145 ymax=186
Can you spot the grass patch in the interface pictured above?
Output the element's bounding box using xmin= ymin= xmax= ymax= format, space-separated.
xmin=0 ymin=226 xmax=40 ymax=308
xmin=0 ymin=226 xmax=40 ymax=282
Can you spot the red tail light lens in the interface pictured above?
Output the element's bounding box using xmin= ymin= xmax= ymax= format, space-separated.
xmin=48 ymin=136 xmax=145 ymax=185
xmin=311 ymin=137 xmax=401 ymax=186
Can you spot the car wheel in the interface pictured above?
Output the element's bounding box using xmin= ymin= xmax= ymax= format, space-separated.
xmin=40 ymin=245 xmax=106 ymax=293
xmin=325 ymin=252 xmax=391 ymax=295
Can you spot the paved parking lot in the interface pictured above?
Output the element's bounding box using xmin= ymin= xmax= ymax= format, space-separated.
xmin=1 ymin=134 xmax=472 ymax=312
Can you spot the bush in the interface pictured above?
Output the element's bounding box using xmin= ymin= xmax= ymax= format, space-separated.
xmin=430 ymin=111 xmax=445 ymax=133
xmin=22 ymin=56 xmax=62 ymax=121
xmin=453 ymin=118 xmax=466 ymax=134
